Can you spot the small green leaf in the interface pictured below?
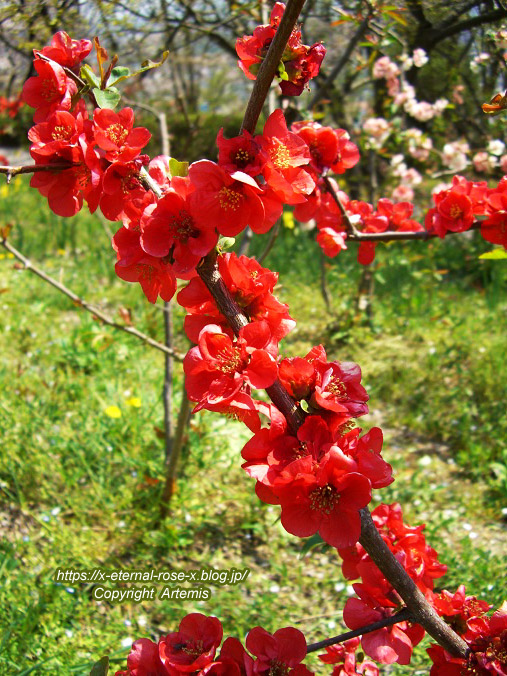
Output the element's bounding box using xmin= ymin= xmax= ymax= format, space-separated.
xmin=479 ymin=249 xmax=507 ymax=260
xmin=300 ymin=533 xmax=326 ymax=556
xmin=93 ymin=87 xmax=121 ymax=109
xmin=81 ymin=64 xmax=101 ymax=88
xmin=300 ymin=399 xmax=309 ymax=412
xmin=111 ymin=51 xmax=170 ymax=86
xmin=218 ymin=237 xmax=236 ymax=251
xmin=168 ymin=158 xmax=189 ymax=178
xmin=107 ymin=66 xmax=130 ymax=86
xmin=89 ymin=656 xmax=109 ymax=676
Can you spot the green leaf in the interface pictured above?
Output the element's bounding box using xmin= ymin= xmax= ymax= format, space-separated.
xmin=218 ymin=237 xmax=236 ymax=251
xmin=111 ymin=51 xmax=170 ymax=86
xmin=300 ymin=399 xmax=309 ymax=413
xmin=107 ymin=66 xmax=130 ymax=86
xmin=300 ymin=533 xmax=325 ymax=556
xmin=168 ymin=158 xmax=189 ymax=178
xmin=89 ymin=656 xmax=109 ymax=676
xmin=277 ymin=62 xmax=289 ymax=81
xmin=479 ymin=249 xmax=507 ymax=260
xmin=92 ymin=87 xmax=121 ymax=109
xmin=80 ymin=64 xmax=101 ymax=88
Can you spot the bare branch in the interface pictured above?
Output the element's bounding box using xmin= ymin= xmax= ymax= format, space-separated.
xmin=307 ymin=607 xmax=413 ymax=653
xmin=0 ymin=237 xmax=184 ymax=361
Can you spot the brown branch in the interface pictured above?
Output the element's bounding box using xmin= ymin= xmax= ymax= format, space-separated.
xmin=0 ymin=163 xmax=77 ymax=183
xmin=322 ymin=174 xmax=359 ymax=236
xmin=257 ymin=220 xmax=280 ymax=264
xmin=160 ymin=387 xmax=191 ymax=517
xmin=240 ymin=0 xmax=307 ymax=135
xmin=306 ymin=607 xmax=413 ymax=653
xmin=323 ymin=173 xmax=482 ymax=242
xmin=359 ymin=509 xmax=468 ymax=657
xmin=0 ymin=237 xmax=184 ymax=361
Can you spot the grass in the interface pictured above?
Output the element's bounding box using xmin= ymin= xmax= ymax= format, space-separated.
xmin=0 ymin=180 xmax=505 ymax=674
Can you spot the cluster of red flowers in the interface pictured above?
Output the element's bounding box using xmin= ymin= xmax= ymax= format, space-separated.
xmin=236 ymin=2 xmax=326 ymax=96
xmin=426 ymin=174 xmax=507 ymax=249
xmin=0 ymin=95 xmax=23 ymax=120
xmin=19 ymin=29 xmax=507 ymax=676
xmin=240 ymin=348 xmax=393 ymax=548
xmin=429 ymin=595 xmax=507 ymax=675
xmin=115 ymin=613 xmax=314 ymax=676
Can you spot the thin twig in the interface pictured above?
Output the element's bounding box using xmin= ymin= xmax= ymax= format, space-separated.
xmin=0 ymin=237 xmax=184 ymax=361
xmin=257 ymin=220 xmax=281 ymax=264
xmin=160 ymin=390 xmax=192 ymax=517
xmin=322 ymin=174 xmax=359 ymax=236
xmin=0 ymin=163 xmax=76 ymax=184
xmin=306 ymin=607 xmax=413 ymax=653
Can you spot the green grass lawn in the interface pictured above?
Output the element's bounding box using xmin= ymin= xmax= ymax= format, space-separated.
xmin=0 ymin=181 xmax=505 ymax=674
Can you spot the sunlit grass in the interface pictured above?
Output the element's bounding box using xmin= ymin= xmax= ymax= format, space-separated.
xmin=0 ymin=182 xmax=505 ymax=674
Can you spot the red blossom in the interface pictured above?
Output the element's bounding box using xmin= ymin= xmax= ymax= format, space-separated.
xmin=318 ymin=637 xmax=380 ymax=675
xmin=291 ymin=121 xmax=359 ymax=174
xmin=114 ymin=638 xmax=168 ymax=676
xmin=93 ymin=107 xmax=151 ymax=162
xmin=256 ymin=110 xmax=314 ymax=204
xmin=113 ymin=226 xmax=177 ymax=303
xmin=217 ymin=128 xmax=265 ymax=177
xmin=482 ymin=178 xmax=507 ymax=248
xmin=158 ymin=613 xmax=223 ymax=673
xmin=184 ymin=321 xmax=278 ymax=413
xmin=177 ymin=253 xmax=295 ymax=343
xmin=236 ymin=3 xmax=325 ymax=96
xmin=343 ymin=597 xmax=423 ymax=665
xmin=22 ymin=57 xmax=77 ymax=123
xmin=38 ymin=31 xmax=92 ymax=68
xmin=140 ymin=177 xmax=217 ymax=277
xmin=188 ymin=160 xmax=282 ymax=236
xmin=100 ymin=158 xmax=150 ymax=222
xmin=246 ymin=626 xmax=312 ymax=675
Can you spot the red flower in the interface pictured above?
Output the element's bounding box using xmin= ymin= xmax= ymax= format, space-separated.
xmin=273 ymin=450 xmax=371 ymax=548
xmin=113 ymin=226 xmax=176 ymax=303
xmin=115 ymin=638 xmax=168 ymax=676
xmin=482 ymin=179 xmax=507 ymax=248
xmin=217 ymin=128 xmax=265 ymax=177
xmin=219 ymin=637 xmax=255 ymax=676
xmin=256 ymin=110 xmax=314 ymax=204
xmin=246 ymin=626 xmax=312 ymax=675
xmin=338 ymin=427 xmax=393 ymax=490
xmin=426 ymin=187 xmax=474 ymax=238
xmin=93 ymin=107 xmax=151 ymax=162
xmin=236 ymin=3 xmax=325 ymax=96
xmin=343 ymin=598 xmax=423 ymax=665
xmin=141 ymin=177 xmax=217 ymax=277
xmin=281 ymin=42 xmax=326 ymax=96
xmin=100 ymin=158 xmax=150 ymax=222
xmin=311 ymin=360 xmax=369 ymax=418
xmin=22 ymin=57 xmax=77 ymax=123
xmin=291 ymin=121 xmax=359 ymax=174
xmin=188 ymin=160 xmax=282 ymax=236
xmin=184 ymin=321 xmax=278 ymax=413
xmin=278 ymin=356 xmax=316 ymax=399
xmin=38 ymin=31 xmax=92 ymax=69
xmin=317 ymin=226 xmax=348 ymax=257
xmin=177 ymin=253 xmax=295 ymax=343
xmin=318 ymin=637 xmax=380 ymax=675
xmin=159 ymin=613 xmax=223 ymax=673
